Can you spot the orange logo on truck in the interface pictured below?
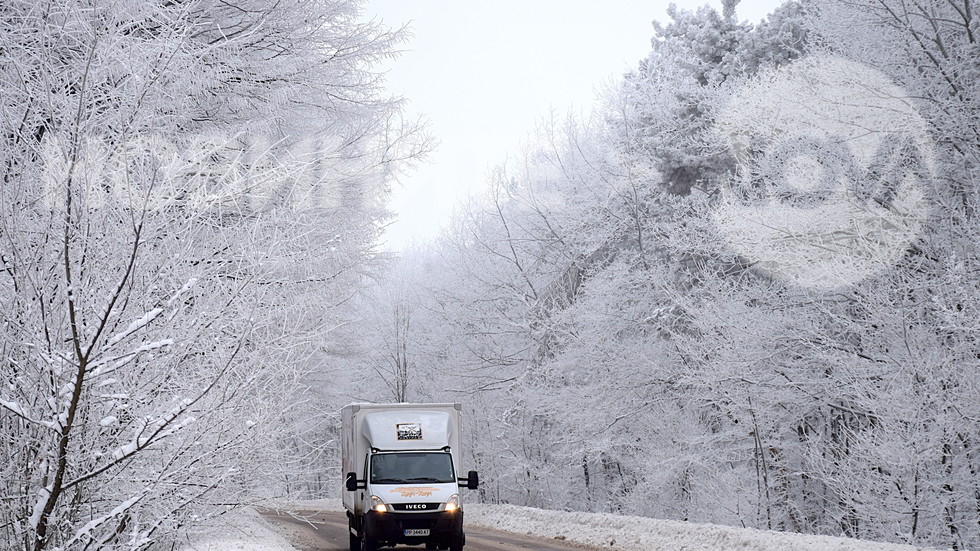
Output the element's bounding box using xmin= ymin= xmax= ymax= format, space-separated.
xmin=392 ymin=487 xmax=437 ymax=498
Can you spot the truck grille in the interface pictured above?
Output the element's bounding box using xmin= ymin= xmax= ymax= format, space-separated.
xmin=391 ymin=503 xmax=441 ymax=511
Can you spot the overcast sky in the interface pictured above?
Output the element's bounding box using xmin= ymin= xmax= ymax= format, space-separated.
xmin=364 ymin=1 xmax=788 ymax=251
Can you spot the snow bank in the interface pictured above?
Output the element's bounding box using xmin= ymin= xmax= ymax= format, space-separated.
xmin=177 ymin=500 xmax=944 ymax=551
xmin=178 ymin=507 xmax=298 ymax=551
xmin=260 ymin=497 xmax=346 ymax=512
xmin=465 ymin=504 xmax=941 ymax=551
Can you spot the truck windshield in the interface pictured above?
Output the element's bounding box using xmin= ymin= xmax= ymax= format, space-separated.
xmin=370 ymin=452 xmax=455 ymax=484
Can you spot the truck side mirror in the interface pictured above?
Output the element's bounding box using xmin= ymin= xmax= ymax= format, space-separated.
xmin=466 ymin=470 xmax=479 ymax=490
xmin=345 ymin=471 xmax=358 ymax=492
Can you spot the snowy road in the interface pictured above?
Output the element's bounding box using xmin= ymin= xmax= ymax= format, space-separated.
xmin=259 ymin=509 xmax=599 ymax=551
xmin=182 ymin=504 xmax=938 ymax=551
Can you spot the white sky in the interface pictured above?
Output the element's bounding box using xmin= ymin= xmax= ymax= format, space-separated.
xmin=364 ymin=0 xmax=788 ymax=251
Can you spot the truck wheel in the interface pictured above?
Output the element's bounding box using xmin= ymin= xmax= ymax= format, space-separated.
xmin=449 ymin=532 xmax=464 ymax=551
xmin=348 ymin=516 xmax=361 ymax=551
xmin=361 ymin=534 xmax=379 ymax=551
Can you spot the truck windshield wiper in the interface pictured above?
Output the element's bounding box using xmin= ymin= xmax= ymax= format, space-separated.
xmin=405 ymin=477 xmax=447 ymax=482
xmin=372 ymin=478 xmax=405 ymax=484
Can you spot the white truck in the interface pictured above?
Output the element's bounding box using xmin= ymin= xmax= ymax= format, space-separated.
xmin=342 ymin=403 xmax=479 ymax=551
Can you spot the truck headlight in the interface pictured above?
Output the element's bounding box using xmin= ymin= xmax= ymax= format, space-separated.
xmin=370 ymin=495 xmax=389 ymax=513
xmin=444 ymin=494 xmax=459 ymax=512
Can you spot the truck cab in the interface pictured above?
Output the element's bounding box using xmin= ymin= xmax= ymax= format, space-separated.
xmin=342 ymin=404 xmax=479 ymax=551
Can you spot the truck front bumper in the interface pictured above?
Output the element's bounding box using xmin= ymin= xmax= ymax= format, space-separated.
xmin=365 ymin=509 xmax=463 ymax=545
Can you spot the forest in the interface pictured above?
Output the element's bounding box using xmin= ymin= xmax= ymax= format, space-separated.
xmin=0 ymin=1 xmax=977 ymax=550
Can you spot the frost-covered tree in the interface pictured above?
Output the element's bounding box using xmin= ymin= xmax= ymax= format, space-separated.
xmin=0 ymin=1 xmax=423 ymax=549
xmin=358 ymin=0 xmax=816 ymax=515
xmin=355 ymin=0 xmax=978 ymax=549
xmin=789 ymin=1 xmax=980 ymax=547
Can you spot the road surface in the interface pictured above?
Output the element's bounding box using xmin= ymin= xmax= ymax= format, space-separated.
xmin=259 ymin=509 xmax=600 ymax=551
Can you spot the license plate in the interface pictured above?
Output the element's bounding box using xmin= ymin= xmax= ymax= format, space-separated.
xmin=404 ymin=529 xmax=430 ymax=537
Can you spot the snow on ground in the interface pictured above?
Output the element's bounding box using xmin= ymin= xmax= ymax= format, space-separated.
xmin=177 ymin=499 xmax=345 ymax=551
xmin=465 ymin=503 xmax=943 ymax=551
xmin=263 ymin=497 xmax=347 ymax=512
xmin=177 ymin=507 xmax=299 ymax=551
xmin=179 ymin=500 xmax=944 ymax=551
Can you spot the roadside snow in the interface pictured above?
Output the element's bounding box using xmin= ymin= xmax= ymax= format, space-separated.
xmin=177 ymin=507 xmax=298 ymax=551
xmin=265 ymin=497 xmax=346 ymax=512
xmin=179 ymin=500 xmax=943 ymax=551
xmin=465 ymin=503 xmax=943 ymax=551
